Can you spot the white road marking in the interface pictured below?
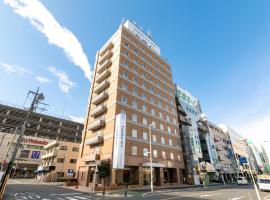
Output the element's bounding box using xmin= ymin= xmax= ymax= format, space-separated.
xmin=73 ymin=196 xmax=89 ymax=199
xmin=200 ymin=192 xmax=222 ymax=197
xmin=231 ymin=196 xmax=246 ymax=200
xmin=65 ymin=197 xmax=80 ymax=200
xmin=50 ymin=193 xmax=83 ymax=196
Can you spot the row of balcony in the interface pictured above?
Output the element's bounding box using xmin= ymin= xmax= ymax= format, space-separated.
xmin=85 ymin=134 xmax=104 ymax=146
xmin=90 ymin=105 xmax=107 ymax=117
xmin=88 ymin=119 xmax=105 ymax=131
xmin=41 ymin=149 xmax=58 ymax=159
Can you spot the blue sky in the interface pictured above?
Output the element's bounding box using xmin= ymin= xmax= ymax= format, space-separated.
xmin=0 ymin=0 xmax=270 ymax=144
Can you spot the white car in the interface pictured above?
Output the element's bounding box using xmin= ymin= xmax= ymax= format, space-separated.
xmin=258 ymin=176 xmax=270 ymax=191
xmin=237 ymin=177 xmax=248 ymax=185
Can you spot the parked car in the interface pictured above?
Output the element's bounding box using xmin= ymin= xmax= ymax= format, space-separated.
xmin=237 ymin=177 xmax=248 ymax=185
xmin=257 ymin=175 xmax=270 ymax=192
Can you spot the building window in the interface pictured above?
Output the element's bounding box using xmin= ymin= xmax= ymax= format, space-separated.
xmin=57 ymin=158 xmax=65 ymax=163
xmin=132 ymin=146 xmax=137 ymax=156
xmin=143 ymin=132 xmax=148 ymax=140
xmin=142 ymin=72 xmax=146 ymax=78
xmin=124 ymin=51 xmax=129 ymax=57
xmin=133 ymin=66 xmax=138 ymax=72
xmin=142 ymin=82 xmax=146 ymax=88
xmin=159 ymin=112 xmax=163 ymax=119
xmin=162 ymin=151 xmax=166 ymax=159
xmin=133 ymin=87 xmax=138 ymax=96
xmin=72 ymin=147 xmax=79 ymax=152
xmin=133 ymin=76 xmax=138 ymax=83
xmin=132 ymin=114 xmax=137 ymax=123
xmin=166 ymin=115 xmax=170 ymax=122
xmin=132 ymin=100 xmax=138 ymax=109
xmin=170 ymin=152 xmax=174 ymax=160
xmin=143 ymin=117 xmax=148 ymax=125
xmin=168 ymin=127 xmax=171 ymax=134
xmin=143 ymin=148 xmax=148 ymax=157
xmin=177 ymin=155 xmax=181 ymax=161
xmin=142 ymin=92 xmax=146 ymax=99
xmin=151 ymin=108 xmax=155 ymax=115
xmin=161 ymin=137 xmax=165 ymax=144
xmin=142 ymin=104 xmax=147 ymax=112
xmin=152 ymin=121 xmax=156 ymax=128
xmin=153 ymin=135 xmax=157 ymax=143
xmin=160 ymin=124 xmax=164 ymax=131
xmin=124 ymin=42 xmax=128 ymax=47
xmin=122 ymin=83 xmax=128 ymax=91
xmin=169 ymin=139 xmax=172 ymax=146
xmin=123 ymin=60 xmax=128 ymax=67
xmin=121 ymin=95 xmax=127 ymax=104
xmin=153 ymin=150 xmax=158 ymax=158
xmin=60 ymin=146 xmax=67 ymax=151
xmin=123 ymin=71 xmax=128 ymax=78
xmin=70 ymin=159 xmax=77 ymax=164
xmin=132 ymin=129 xmax=137 ymax=138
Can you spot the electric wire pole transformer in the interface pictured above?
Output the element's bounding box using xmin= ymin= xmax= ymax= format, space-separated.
xmin=0 ymin=88 xmax=46 ymax=199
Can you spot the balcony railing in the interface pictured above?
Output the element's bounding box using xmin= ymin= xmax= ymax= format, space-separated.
xmin=92 ymin=92 xmax=108 ymax=105
xmin=82 ymin=153 xmax=100 ymax=162
xmin=99 ymin=42 xmax=113 ymax=57
xmin=85 ymin=134 xmax=104 ymax=146
xmin=90 ymin=105 xmax=107 ymax=117
xmin=97 ymin=60 xmax=112 ymax=74
xmin=41 ymin=149 xmax=58 ymax=159
xmin=88 ymin=119 xmax=105 ymax=131
xmin=94 ymin=80 xmax=110 ymax=94
xmin=96 ymin=69 xmax=111 ymax=84
xmin=44 ymin=141 xmax=59 ymax=150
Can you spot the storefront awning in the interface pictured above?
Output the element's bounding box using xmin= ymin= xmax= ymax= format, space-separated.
xmin=142 ymin=162 xmax=166 ymax=168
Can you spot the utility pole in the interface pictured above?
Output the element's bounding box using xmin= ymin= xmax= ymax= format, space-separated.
xmin=0 ymin=88 xmax=46 ymax=199
xmin=148 ymin=123 xmax=154 ymax=193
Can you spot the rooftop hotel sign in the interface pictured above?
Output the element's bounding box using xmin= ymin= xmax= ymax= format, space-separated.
xmin=124 ymin=20 xmax=161 ymax=55
xmin=113 ymin=113 xmax=126 ymax=169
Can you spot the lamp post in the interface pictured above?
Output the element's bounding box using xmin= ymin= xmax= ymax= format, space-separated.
xmin=241 ymin=139 xmax=261 ymax=200
xmin=148 ymin=123 xmax=154 ymax=193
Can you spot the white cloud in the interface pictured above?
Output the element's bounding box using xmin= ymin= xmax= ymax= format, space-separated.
xmin=4 ymin=0 xmax=92 ymax=81
xmin=36 ymin=76 xmax=50 ymax=83
xmin=48 ymin=66 xmax=75 ymax=94
xmin=0 ymin=63 xmax=32 ymax=76
xmin=69 ymin=115 xmax=84 ymax=123
xmin=235 ymin=115 xmax=270 ymax=146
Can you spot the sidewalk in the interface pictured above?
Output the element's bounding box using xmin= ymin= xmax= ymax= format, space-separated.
xmin=7 ymin=178 xmax=64 ymax=186
xmin=63 ymin=182 xmax=227 ymax=197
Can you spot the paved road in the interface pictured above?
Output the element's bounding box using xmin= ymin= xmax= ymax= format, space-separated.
xmin=3 ymin=179 xmax=270 ymax=200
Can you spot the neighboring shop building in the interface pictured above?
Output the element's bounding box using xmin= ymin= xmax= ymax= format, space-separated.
xmin=77 ymin=20 xmax=185 ymax=190
xmin=0 ymin=132 xmax=53 ymax=178
xmin=37 ymin=140 xmax=80 ymax=182
xmin=175 ymin=85 xmax=217 ymax=184
xmin=208 ymin=121 xmax=237 ymax=181
xmin=0 ymin=103 xmax=83 ymax=178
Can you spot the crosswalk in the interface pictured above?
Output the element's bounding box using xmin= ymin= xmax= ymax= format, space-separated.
xmin=9 ymin=192 xmax=102 ymax=200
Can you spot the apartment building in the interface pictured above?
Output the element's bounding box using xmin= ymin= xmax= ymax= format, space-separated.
xmin=76 ymin=20 xmax=184 ymax=189
xmin=208 ymin=122 xmax=237 ymax=181
xmin=37 ymin=140 xmax=79 ymax=182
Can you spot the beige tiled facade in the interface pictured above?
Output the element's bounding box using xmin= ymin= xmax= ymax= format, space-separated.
xmin=38 ymin=140 xmax=79 ymax=182
xmin=76 ymin=21 xmax=185 ymax=189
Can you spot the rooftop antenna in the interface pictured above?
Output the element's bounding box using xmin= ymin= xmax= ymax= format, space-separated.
xmin=148 ymin=30 xmax=152 ymax=39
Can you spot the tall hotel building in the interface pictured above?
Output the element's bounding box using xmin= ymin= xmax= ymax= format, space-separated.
xmin=76 ymin=20 xmax=184 ymax=189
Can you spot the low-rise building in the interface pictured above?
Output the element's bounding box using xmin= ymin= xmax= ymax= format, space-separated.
xmin=37 ymin=140 xmax=80 ymax=182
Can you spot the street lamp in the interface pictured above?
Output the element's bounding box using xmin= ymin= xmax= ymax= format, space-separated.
xmin=148 ymin=123 xmax=154 ymax=193
xmin=241 ymin=139 xmax=261 ymax=200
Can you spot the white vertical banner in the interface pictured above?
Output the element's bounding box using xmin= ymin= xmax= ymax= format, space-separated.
xmin=113 ymin=113 xmax=126 ymax=169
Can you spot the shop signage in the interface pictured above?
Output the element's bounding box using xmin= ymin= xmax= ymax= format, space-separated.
xmin=22 ymin=138 xmax=49 ymax=146
xmin=31 ymin=151 xmax=41 ymax=159
xmin=20 ymin=150 xmax=30 ymax=158
xmin=112 ymin=113 xmax=126 ymax=169
xmin=124 ymin=20 xmax=161 ymax=55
